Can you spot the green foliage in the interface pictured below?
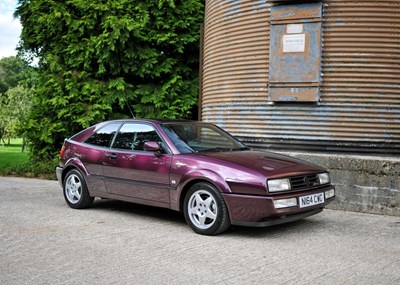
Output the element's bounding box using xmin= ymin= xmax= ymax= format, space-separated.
xmin=15 ymin=0 xmax=204 ymax=159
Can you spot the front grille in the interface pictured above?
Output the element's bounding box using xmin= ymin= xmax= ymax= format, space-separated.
xmin=290 ymin=174 xmax=320 ymax=190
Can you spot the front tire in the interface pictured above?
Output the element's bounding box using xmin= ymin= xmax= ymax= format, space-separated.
xmin=184 ymin=182 xmax=231 ymax=235
xmin=63 ymin=169 xmax=94 ymax=209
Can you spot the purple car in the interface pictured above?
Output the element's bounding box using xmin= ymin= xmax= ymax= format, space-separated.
xmin=56 ymin=119 xmax=335 ymax=235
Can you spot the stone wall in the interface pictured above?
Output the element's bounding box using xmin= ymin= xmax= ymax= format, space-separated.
xmin=278 ymin=151 xmax=400 ymax=216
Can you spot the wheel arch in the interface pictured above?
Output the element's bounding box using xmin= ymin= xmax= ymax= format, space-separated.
xmin=179 ymin=179 xmax=209 ymax=212
xmin=177 ymin=173 xmax=231 ymax=212
xmin=61 ymin=158 xmax=89 ymax=185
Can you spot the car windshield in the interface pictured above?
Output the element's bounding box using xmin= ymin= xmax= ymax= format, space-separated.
xmin=161 ymin=122 xmax=248 ymax=154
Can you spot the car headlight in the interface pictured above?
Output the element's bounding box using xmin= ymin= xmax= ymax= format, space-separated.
xmin=267 ymin=178 xmax=291 ymax=192
xmin=317 ymin=172 xmax=330 ymax=185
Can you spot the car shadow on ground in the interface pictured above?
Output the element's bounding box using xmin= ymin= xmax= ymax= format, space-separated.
xmin=227 ymin=218 xmax=325 ymax=238
xmin=89 ymin=198 xmax=187 ymax=225
xmin=88 ymin=198 xmax=326 ymax=237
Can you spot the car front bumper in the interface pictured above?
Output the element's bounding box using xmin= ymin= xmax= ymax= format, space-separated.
xmin=222 ymin=185 xmax=335 ymax=227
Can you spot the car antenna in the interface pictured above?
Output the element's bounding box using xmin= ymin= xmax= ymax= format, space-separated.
xmin=126 ymin=101 xmax=135 ymax=118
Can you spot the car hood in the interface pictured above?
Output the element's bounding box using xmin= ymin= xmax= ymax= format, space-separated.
xmin=198 ymin=150 xmax=325 ymax=178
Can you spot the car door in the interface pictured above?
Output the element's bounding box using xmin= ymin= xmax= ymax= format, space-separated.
xmin=103 ymin=123 xmax=172 ymax=204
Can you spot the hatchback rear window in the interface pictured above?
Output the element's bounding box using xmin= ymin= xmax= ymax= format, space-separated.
xmin=84 ymin=123 xmax=120 ymax=147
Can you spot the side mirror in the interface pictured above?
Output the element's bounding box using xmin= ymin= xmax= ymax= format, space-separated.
xmin=143 ymin=141 xmax=162 ymax=156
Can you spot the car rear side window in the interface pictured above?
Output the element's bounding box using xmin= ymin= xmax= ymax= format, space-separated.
xmin=84 ymin=123 xmax=121 ymax=147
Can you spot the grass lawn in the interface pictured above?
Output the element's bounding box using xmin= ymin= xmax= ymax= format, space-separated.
xmin=0 ymin=139 xmax=29 ymax=166
xmin=0 ymin=138 xmax=56 ymax=179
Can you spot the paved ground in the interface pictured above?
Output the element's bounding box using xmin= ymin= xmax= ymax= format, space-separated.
xmin=1 ymin=177 xmax=399 ymax=285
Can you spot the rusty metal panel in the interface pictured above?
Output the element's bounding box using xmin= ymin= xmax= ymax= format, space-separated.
xmin=270 ymin=2 xmax=323 ymax=23
xmin=269 ymin=3 xmax=322 ymax=102
xmin=269 ymin=24 xmax=321 ymax=83
xmin=202 ymin=0 xmax=400 ymax=154
xmin=269 ymin=86 xmax=320 ymax=102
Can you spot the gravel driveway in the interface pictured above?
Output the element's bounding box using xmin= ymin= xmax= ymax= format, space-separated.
xmin=1 ymin=177 xmax=400 ymax=285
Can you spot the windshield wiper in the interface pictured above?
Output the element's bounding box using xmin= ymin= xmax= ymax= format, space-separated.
xmin=201 ymin=147 xmax=231 ymax=152
xmin=201 ymin=146 xmax=250 ymax=152
xmin=233 ymin=147 xmax=250 ymax=151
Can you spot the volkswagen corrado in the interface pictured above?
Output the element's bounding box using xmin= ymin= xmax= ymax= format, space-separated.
xmin=56 ymin=119 xmax=335 ymax=235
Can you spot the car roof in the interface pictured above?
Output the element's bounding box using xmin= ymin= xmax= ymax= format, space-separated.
xmin=98 ymin=118 xmax=199 ymax=125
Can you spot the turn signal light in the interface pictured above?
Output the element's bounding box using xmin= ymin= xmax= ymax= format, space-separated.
xmin=59 ymin=145 xmax=66 ymax=158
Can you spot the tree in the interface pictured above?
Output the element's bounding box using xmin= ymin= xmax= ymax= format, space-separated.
xmin=0 ymin=56 xmax=29 ymax=94
xmin=0 ymin=56 xmax=32 ymax=146
xmin=15 ymin=0 xmax=204 ymax=159
xmin=0 ymin=86 xmax=31 ymax=148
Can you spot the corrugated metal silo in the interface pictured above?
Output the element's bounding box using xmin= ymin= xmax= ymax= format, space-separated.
xmin=201 ymin=0 xmax=400 ymax=154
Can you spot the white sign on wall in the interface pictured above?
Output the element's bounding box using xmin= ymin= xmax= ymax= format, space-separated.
xmin=282 ymin=34 xmax=306 ymax=53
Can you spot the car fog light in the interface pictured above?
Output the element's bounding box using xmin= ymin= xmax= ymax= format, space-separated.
xmin=325 ymin=189 xmax=335 ymax=199
xmin=273 ymin=198 xmax=297 ymax=209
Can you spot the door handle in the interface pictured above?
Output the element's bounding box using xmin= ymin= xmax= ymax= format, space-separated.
xmin=105 ymin=153 xmax=117 ymax=159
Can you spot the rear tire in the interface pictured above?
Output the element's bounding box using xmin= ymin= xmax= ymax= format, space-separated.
xmin=184 ymin=182 xmax=230 ymax=235
xmin=63 ymin=169 xmax=94 ymax=209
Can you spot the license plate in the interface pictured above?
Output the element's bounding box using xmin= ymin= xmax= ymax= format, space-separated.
xmin=299 ymin=193 xmax=324 ymax=208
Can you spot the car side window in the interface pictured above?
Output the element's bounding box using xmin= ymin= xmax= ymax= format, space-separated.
xmin=84 ymin=123 xmax=121 ymax=147
xmin=112 ymin=123 xmax=161 ymax=151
